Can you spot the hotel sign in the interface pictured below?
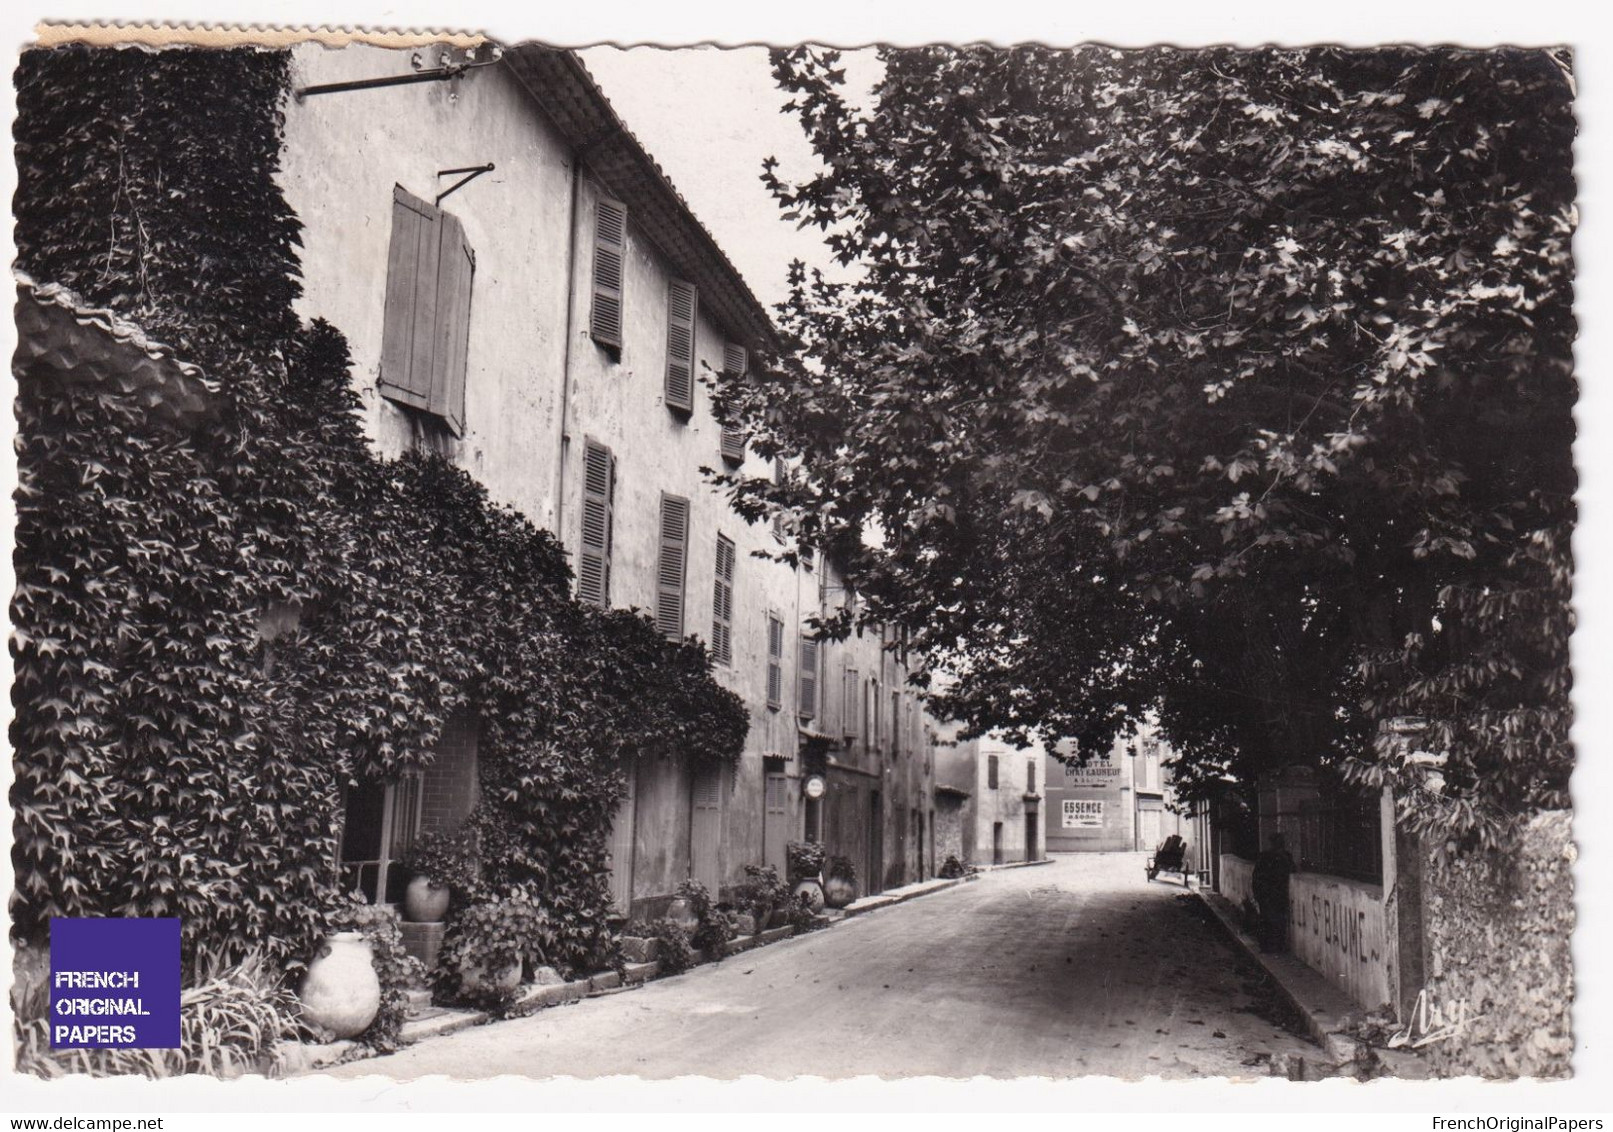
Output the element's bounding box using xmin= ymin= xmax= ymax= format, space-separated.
xmin=1062 ymin=749 xmax=1122 ymax=787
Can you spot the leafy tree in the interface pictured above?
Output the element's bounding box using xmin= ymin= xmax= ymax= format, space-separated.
xmin=722 ymin=45 xmax=1575 ymax=847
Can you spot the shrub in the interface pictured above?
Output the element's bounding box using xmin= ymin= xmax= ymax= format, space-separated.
xmin=433 ymin=893 xmax=554 ymax=1011
xmin=938 ymin=854 xmax=968 ymax=879
xmin=734 ymin=864 xmax=793 ymax=926
xmin=674 ymin=878 xmax=735 ymax=958
xmin=15 ymin=943 xmax=296 ymax=1078
xmin=827 ymin=854 xmax=858 ymax=883
xmin=643 ymin=918 xmax=695 ymax=976
xmin=401 ymin=826 xmax=480 ymax=895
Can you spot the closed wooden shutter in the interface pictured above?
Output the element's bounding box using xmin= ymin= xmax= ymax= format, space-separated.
xmin=665 ymin=279 xmax=697 ymax=414
xmin=842 ymin=668 xmax=859 ymax=737
xmin=799 ymin=637 xmax=819 ymax=720
xmin=766 ymin=616 xmax=784 ymax=709
xmin=656 ymin=493 xmax=690 ymax=639
xmin=690 ymin=763 xmax=722 ymax=894
xmin=380 ymin=186 xmax=443 ymax=411
xmin=1027 ymin=759 xmax=1036 ymax=794
xmin=578 ymin=439 xmax=614 ymax=607
xmin=590 ymin=197 xmax=627 ymax=350
xmin=712 ymin=534 xmax=736 ymax=665
xmin=430 ymin=211 xmax=474 ymax=436
xmin=720 ymin=343 xmax=747 ymax=464
xmin=988 ymin=755 xmax=999 ymax=789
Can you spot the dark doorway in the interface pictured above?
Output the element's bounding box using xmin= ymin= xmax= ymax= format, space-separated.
xmin=1025 ymin=810 xmax=1038 ymax=862
xmin=992 ymin=821 xmax=1004 ymax=865
xmin=868 ymin=790 xmax=884 ymax=894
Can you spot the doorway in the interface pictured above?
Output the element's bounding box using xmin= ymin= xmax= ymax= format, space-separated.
xmin=868 ymin=790 xmax=884 ymax=895
xmin=764 ymin=772 xmax=790 ymax=876
xmin=691 ymin=763 xmax=723 ymax=894
xmin=1025 ymin=809 xmax=1038 ymax=862
xmin=992 ymin=821 xmax=1004 ymax=865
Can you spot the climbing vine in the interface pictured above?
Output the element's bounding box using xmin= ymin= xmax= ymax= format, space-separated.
xmin=12 ymin=44 xmax=748 ymax=981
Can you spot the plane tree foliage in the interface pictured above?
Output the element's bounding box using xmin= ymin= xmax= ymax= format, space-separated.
xmin=721 ymin=45 xmax=1576 ymax=847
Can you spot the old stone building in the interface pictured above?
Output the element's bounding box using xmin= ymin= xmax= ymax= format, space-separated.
xmin=275 ymin=42 xmax=943 ymax=915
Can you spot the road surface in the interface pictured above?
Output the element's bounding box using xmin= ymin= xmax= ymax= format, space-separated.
xmin=329 ymin=852 xmax=1318 ymax=1079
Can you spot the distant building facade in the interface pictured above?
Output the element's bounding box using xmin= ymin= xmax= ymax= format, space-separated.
xmin=1043 ymin=725 xmax=1188 ymax=853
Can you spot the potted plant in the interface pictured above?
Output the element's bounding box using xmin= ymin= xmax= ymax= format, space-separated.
xmin=401 ymin=826 xmax=478 ymax=923
xmin=435 ymin=893 xmax=552 ymax=1006
xmin=786 ymin=839 xmax=826 ymax=884
xmin=673 ymin=878 xmax=734 ymax=958
xmin=735 ymin=864 xmax=790 ymax=932
xmin=298 ymin=930 xmax=382 ymax=1039
xmin=823 ymin=855 xmax=858 ymax=908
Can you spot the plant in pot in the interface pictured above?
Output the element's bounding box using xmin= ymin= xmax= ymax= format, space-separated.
xmin=735 ymin=864 xmax=792 ymax=932
xmin=786 ymin=839 xmax=826 ymax=884
xmin=400 ymin=826 xmax=478 ymax=923
xmin=823 ymin=855 xmax=858 ymax=909
xmin=673 ymin=878 xmax=735 ymax=959
xmin=433 ymin=892 xmax=553 ymax=1010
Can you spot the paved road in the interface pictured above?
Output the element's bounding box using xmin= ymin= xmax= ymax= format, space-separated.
xmin=331 ymin=852 xmax=1319 ymax=1079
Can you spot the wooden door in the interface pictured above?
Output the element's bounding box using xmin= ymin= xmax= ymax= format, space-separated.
xmin=607 ymin=759 xmax=638 ymax=914
xmin=764 ymin=773 xmax=790 ymax=876
xmin=691 ymin=763 xmax=723 ymax=894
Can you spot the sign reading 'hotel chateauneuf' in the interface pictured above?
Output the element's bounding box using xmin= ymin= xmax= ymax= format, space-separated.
xmin=1062 ymin=749 xmax=1121 ymax=788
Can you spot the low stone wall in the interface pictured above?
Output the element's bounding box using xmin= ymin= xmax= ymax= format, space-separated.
xmin=1218 ymin=853 xmax=1256 ymax=912
xmin=1288 ymin=871 xmax=1392 ymax=1011
xmin=1417 ymin=810 xmax=1573 ymax=1078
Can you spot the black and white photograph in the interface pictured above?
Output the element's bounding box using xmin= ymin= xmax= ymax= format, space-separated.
xmin=3 ymin=2 xmax=1604 ymax=1112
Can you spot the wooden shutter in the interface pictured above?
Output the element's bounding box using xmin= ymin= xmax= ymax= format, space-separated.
xmin=691 ymin=764 xmax=722 ymax=895
xmin=988 ymin=755 xmax=999 ymax=789
xmin=578 ymin=439 xmax=614 ymax=607
xmin=430 ymin=211 xmax=474 ymax=436
xmin=380 ymin=186 xmax=442 ymax=410
xmin=766 ymin=616 xmax=784 ymax=709
xmin=712 ymin=534 xmax=736 ymax=666
xmin=665 ymin=279 xmax=697 ymax=414
xmin=720 ymin=344 xmax=747 ymax=463
xmin=843 ymin=668 xmax=859 ymax=737
xmin=656 ymin=493 xmax=690 ymax=639
xmin=890 ymin=690 xmax=901 ymax=757
xmin=1027 ymin=759 xmax=1036 ymax=794
xmin=799 ymin=637 xmax=819 ymax=720
xmin=590 ymin=197 xmax=627 ymax=350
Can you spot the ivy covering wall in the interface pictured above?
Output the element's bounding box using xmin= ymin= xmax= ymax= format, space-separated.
xmin=11 ymin=44 xmax=748 ymax=976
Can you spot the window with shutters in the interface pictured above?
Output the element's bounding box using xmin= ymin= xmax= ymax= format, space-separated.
xmin=988 ymin=755 xmax=1000 ymax=789
xmin=590 ymin=197 xmax=627 ymax=354
xmin=665 ymin=279 xmax=698 ymax=415
xmin=798 ymin=637 xmax=819 ymax=720
xmin=712 ymin=534 xmax=736 ymax=666
xmin=720 ymin=343 xmax=747 ymax=465
xmin=1027 ymin=759 xmax=1037 ymax=794
xmin=842 ymin=668 xmax=859 ymax=738
xmin=871 ymin=678 xmax=881 ymax=752
xmin=577 ymin=439 xmax=614 ymax=608
xmin=655 ymin=493 xmax=690 ymax=639
xmin=380 ymin=185 xmax=475 ymax=436
xmin=766 ymin=615 xmax=784 ymax=710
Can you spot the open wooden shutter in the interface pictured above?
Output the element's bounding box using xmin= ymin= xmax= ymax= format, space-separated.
xmin=712 ymin=534 xmax=735 ymax=666
xmin=380 ymin=185 xmax=442 ymax=410
xmin=431 ymin=210 xmax=474 ymax=436
xmin=766 ymin=616 xmax=784 ymax=709
xmin=843 ymin=668 xmax=859 ymax=738
xmin=720 ymin=343 xmax=747 ymax=464
xmin=665 ymin=279 xmax=697 ymax=414
xmin=578 ymin=439 xmax=614 ymax=607
xmin=799 ymin=637 xmax=819 ymax=720
xmin=591 ymin=198 xmax=627 ymax=351
xmin=656 ymin=493 xmax=690 ymax=639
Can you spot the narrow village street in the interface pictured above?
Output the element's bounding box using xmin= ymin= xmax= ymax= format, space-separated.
xmin=330 ymin=854 xmax=1320 ymax=1080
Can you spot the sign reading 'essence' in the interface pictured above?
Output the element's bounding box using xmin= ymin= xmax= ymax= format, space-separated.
xmin=50 ymin=917 xmax=181 ymax=1048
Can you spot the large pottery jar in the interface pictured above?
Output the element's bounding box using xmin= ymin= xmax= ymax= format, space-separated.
xmin=823 ymin=876 xmax=857 ymax=909
xmin=667 ymin=897 xmax=700 ymax=935
xmin=792 ymin=879 xmax=826 ymax=913
xmin=299 ymin=931 xmax=381 ymax=1039
xmin=403 ymin=875 xmax=451 ymax=923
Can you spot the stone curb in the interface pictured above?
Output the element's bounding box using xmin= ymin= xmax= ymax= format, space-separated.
xmin=287 ymin=868 xmax=992 ymax=1075
xmin=1195 ymin=889 xmax=1363 ymax=1066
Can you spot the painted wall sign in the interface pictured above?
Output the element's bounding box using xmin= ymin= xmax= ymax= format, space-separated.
xmin=1062 ymin=799 xmax=1104 ymax=828
xmin=1062 ymin=750 xmax=1122 ymax=787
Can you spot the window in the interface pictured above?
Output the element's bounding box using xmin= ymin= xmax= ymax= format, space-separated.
xmin=665 ymin=279 xmax=698 ymax=414
xmin=712 ymin=534 xmax=736 ymax=666
xmin=720 ymin=344 xmax=747 ymax=464
xmin=1027 ymin=759 xmax=1036 ymax=794
xmin=655 ymin=494 xmax=690 ymax=639
xmin=842 ymin=668 xmax=859 ymax=738
xmin=337 ymin=772 xmax=421 ymax=905
xmin=766 ymin=615 xmax=784 ymax=710
xmin=988 ymin=755 xmax=1000 ymax=789
xmin=890 ymin=690 xmax=901 ymax=757
xmin=590 ymin=197 xmax=626 ymax=352
xmin=380 ymin=185 xmax=474 ymax=435
xmin=577 ymin=439 xmax=614 ymax=608
xmin=799 ymin=637 xmax=819 ymax=719
xmin=871 ymin=678 xmax=881 ymax=751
